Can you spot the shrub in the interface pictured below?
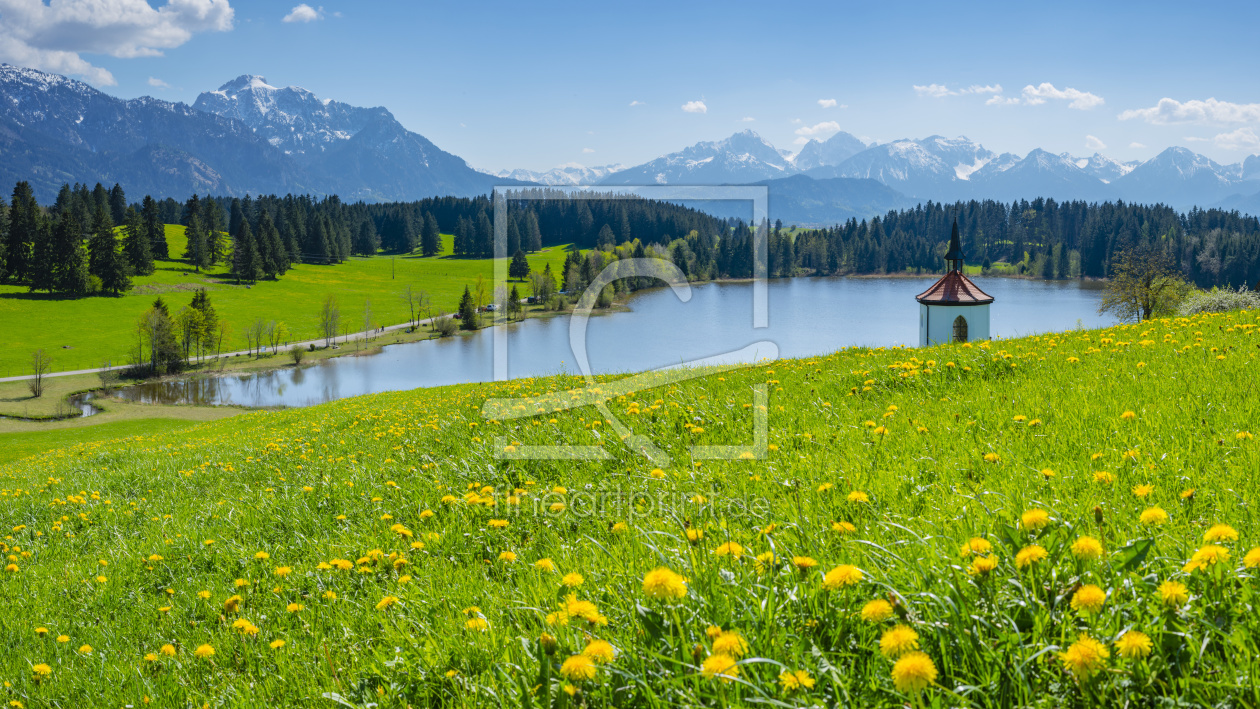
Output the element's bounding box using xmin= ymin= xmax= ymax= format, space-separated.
xmin=435 ymin=316 xmax=459 ymax=338
xmin=289 ymin=345 xmax=305 ymax=366
xmin=1178 ymin=286 xmax=1260 ymax=316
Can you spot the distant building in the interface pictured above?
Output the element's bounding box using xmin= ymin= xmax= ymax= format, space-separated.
xmin=916 ymin=220 xmax=993 ymax=346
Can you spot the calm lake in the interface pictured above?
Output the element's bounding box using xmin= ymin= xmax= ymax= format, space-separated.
xmin=115 ymin=276 xmax=1114 ymax=409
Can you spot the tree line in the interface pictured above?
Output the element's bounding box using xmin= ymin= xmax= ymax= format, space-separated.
xmin=768 ymin=199 xmax=1260 ymax=288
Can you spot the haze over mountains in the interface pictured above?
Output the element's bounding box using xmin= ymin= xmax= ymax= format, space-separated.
xmin=2 ymin=63 xmax=1259 ymax=226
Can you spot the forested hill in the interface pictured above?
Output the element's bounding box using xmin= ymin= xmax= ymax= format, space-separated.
xmin=773 ymin=199 xmax=1260 ymax=288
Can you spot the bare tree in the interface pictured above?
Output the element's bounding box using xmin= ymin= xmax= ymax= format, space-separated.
xmin=98 ymin=359 xmax=119 ymax=395
xmin=29 ymin=349 xmax=50 ymax=397
xmin=399 ymin=285 xmax=418 ymax=330
xmin=216 ymin=321 xmax=231 ymax=358
xmin=267 ymin=321 xmax=285 ymax=352
xmin=363 ymin=298 xmax=373 ymax=344
xmin=319 ymin=295 xmax=341 ymax=347
xmin=1100 ymin=245 xmax=1188 ymax=322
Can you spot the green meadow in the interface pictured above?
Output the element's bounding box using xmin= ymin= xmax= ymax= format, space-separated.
xmin=1 ymin=310 xmax=1258 ymax=706
xmin=0 ymin=227 xmax=571 ymax=376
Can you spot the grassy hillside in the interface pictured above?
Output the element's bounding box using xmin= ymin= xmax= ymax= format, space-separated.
xmin=1 ymin=311 xmax=1258 ymax=706
xmin=0 ymin=227 xmax=571 ymax=375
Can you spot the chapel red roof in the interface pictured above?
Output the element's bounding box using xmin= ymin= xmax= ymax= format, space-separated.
xmin=915 ymin=270 xmax=994 ymax=305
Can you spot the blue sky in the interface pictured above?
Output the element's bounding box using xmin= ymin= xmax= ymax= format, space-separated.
xmin=3 ymin=0 xmax=1259 ymax=171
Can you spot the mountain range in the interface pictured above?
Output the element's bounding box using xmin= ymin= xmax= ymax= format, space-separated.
xmin=596 ymin=129 xmax=1260 ymax=221
xmin=1 ymin=63 xmax=1259 ymax=226
xmin=0 ymin=64 xmax=515 ymax=203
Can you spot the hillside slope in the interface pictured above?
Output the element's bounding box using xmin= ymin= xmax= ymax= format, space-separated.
xmin=2 ymin=311 xmax=1259 ymax=705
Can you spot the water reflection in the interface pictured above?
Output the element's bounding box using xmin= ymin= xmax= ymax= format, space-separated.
xmin=114 ymin=276 xmax=1114 ymax=409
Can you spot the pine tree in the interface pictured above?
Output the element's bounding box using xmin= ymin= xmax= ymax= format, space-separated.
xmin=458 ymin=285 xmax=478 ymax=330
xmin=257 ymin=210 xmax=286 ymax=277
xmin=142 ymin=196 xmax=167 ymax=259
xmin=232 ymin=220 xmax=261 ymax=284
xmin=204 ymin=197 xmax=225 ymax=266
xmin=122 ymin=206 xmax=154 ymax=275
xmin=507 ymin=216 xmax=521 ymax=256
xmin=597 ymin=224 xmax=615 ymax=249
xmin=0 ymin=194 xmax=8 ymax=283
xmin=509 ymin=249 xmax=531 ymax=279
xmin=524 ymin=210 xmax=542 ymax=252
xmin=108 ymin=183 xmax=127 ymax=225
xmin=87 ymin=204 xmax=114 ymax=279
xmin=7 ymin=182 xmax=39 ymax=282
xmin=421 ymin=212 xmax=440 ymax=256
xmin=476 ymin=211 xmax=493 ymax=257
xmin=190 ymin=288 xmax=218 ymax=356
xmin=29 ymin=216 xmax=57 ymax=293
xmin=184 ymin=213 xmax=207 ymax=271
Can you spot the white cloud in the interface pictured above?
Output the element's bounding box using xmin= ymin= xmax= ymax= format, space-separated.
xmin=1213 ymin=127 xmax=1260 ymax=151
xmin=147 ymin=76 xmax=169 ymax=88
xmin=913 ymin=83 xmax=953 ymax=98
xmin=581 ymin=147 xmax=595 ymax=154
xmin=739 ymin=116 xmax=755 ymax=122
xmin=1020 ymin=83 xmax=1104 ymax=110
xmin=1129 ymin=142 xmax=1146 ymax=148
xmin=681 ymin=100 xmax=707 ymax=114
xmin=1085 ymin=135 xmax=1106 ymax=151
xmin=0 ymin=0 xmax=234 ymax=86
xmin=817 ymin=98 xmax=837 ymax=108
xmin=794 ymin=120 xmax=841 ymax=139
xmin=915 ymin=83 xmax=1002 ymax=98
xmin=986 ymin=95 xmax=1020 ymax=106
xmin=1118 ymin=97 xmax=1260 ymax=125
xmin=628 ymin=100 xmax=644 ymax=106
xmin=282 ymin=4 xmax=322 ymax=22
xmin=792 ymin=137 xmax=810 ymax=145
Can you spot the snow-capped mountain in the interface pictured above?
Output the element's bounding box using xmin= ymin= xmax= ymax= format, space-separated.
xmin=1066 ymin=153 xmax=1138 ymax=184
xmin=192 ymin=75 xmax=516 ymax=201
xmin=486 ymin=163 xmax=625 ymax=186
xmin=0 ymin=63 xmax=297 ymax=200
xmin=969 ymin=148 xmax=1106 ymax=201
xmin=0 ymin=64 xmax=517 ymax=202
xmin=599 ymin=130 xmax=792 ymax=185
xmin=791 ymin=131 xmax=868 ymax=171
xmin=804 ymin=135 xmax=996 ymax=199
xmin=1114 ymin=147 xmax=1242 ymax=207
xmin=193 ymin=75 xmax=389 ymax=156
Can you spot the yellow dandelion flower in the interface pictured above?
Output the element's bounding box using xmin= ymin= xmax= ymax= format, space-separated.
xmin=582 ymin=639 xmax=615 ymax=664
xmin=1015 ymin=545 xmax=1048 ymax=569
xmin=701 ymin=654 xmax=740 ymax=682
xmin=792 ymin=556 xmax=819 ymax=571
xmin=1059 ymin=636 xmax=1109 ymax=680
xmin=1116 ymin=631 xmax=1152 ymax=660
xmin=861 ymin=599 xmax=894 ymax=622
xmin=642 ymin=567 xmax=688 ymax=601
xmin=847 ymin=490 xmax=870 ymax=503
xmin=1021 ymin=509 xmax=1051 ymax=530
xmin=269 ymin=640 xmax=286 ymax=649
xmin=1158 ymin=580 xmax=1188 ymax=608
xmin=891 ymin=651 xmax=937 ymax=693
xmin=822 ymin=564 xmax=864 ymax=590
xmin=830 ymin=521 xmax=856 ymax=534
xmin=1071 ymin=536 xmax=1104 ymax=561
xmin=959 ymin=537 xmax=992 ymax=557
xmin=375 ymin=595 xmax=399 ymax=611
xmin=712 ymin=631 xmax=749 ymax=658
xmin=1070 ymin=584 xmax=1107 ymax=614
xmin=1203 ymin=524 xmax=1239 ymax=543
xmin=465 ymin=617 xmax=489 ymax=631
xmin=1140 ymin=507 xmax=1169 ymax=526
xmin=194 ymin=644 xmax=215 ymax=659
xmin=879 ymin=625 xmax=920 ymax=658
xmin=1120 ymin=411 xmax=1137 ymax=420
xmin=778 ymin=669 xmax=816 ymax=692
xmin=160 ymin=644 xmax=176 ymax=657
xmin=1132 ymin=484 xmax=1154 ymax=498
xmin=1244 ymin=548 xmax=1260 ymax=568
xmin=714 ymin=542 xmax=744 ymax=559
xmin=560 ymin=654 xmax=597 ymax=682
xmin=1184 ymin=545 xmax=1230 ymax=573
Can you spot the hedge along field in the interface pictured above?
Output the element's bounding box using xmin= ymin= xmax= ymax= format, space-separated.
xmin=0 ymin=228 xmax=572 ymax=376
xmin=1 ymin=310 xmax=1259 ymax=707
